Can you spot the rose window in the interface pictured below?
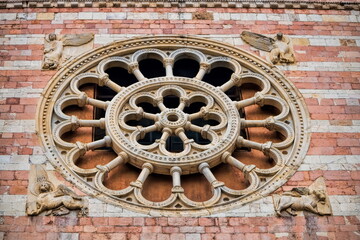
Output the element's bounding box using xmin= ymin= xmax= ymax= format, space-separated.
xmin=37 ymin=36 xmax=309 ymax=216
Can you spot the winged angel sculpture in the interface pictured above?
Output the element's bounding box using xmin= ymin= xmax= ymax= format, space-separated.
xmin=241 ymin=31 xmax=295 ymax=64
xmin=42 ymin=33 xmax=94 ymax=70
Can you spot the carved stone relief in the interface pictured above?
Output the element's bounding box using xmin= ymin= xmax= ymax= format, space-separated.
xmin=273 ymin=177 xmax=332 ymax=217
xmin=26 ymin=164 xmax=88 ymax=216
xmin=42 ymin=33 xmax=94 ymax=70
xmin=241 ymin=31 xmax=296 ymax=64
xmin=36 ymin=36 xmax=310 ymax=216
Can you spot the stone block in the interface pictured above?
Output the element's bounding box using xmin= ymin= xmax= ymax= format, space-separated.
xmin=37 ymin=13 xmax=54 ymax=20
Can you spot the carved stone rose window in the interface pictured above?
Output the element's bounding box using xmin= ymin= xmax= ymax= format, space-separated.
xmin=37 ymin=36 xmax=310 ymax=216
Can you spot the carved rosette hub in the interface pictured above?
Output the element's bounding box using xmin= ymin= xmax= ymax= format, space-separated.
xmin=36 ymin=36 xmax=310 ymax=216
xmin=109 ymin=78 xmax=239 ymax=174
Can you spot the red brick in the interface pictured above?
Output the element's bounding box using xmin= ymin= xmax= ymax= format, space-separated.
xmin=9 ymin=185 xmax=27 ymax=194
xmin=108 ymin=217 xmax=132 ymax=226
xmin=145 ymin=218 xmax=157 ymax=226
xmin=179 ymin=226 xmax=205 ymax=233
xmin=323 ymin=171 xmax=352 ymax=181
xmin=339 ymin=225 xmax=359 ymax=231
xmin=337 ymin=139 xmax=360 ymax=147
xmin=345 ymin=216 xmax=360 ymax=225
xmin=162 ymin=227 xmax=179 ymax=233
xmin=132 ymin=218 xmax=145 ymax=226
xmin=220 ymin=226 xmax=235 ymax=233
xmin=170 ymin=233 xmax=185 ymax=240
xmin=140 ymin=233 xmax=157 ymax=240
xmin=83 ymin=225 xmax=97 ymax=232
xmin=205 ymin=226 xmax=221 ymax=233
xmin=215 ymin=233 xmax=232 ymax=240
xmin=5 ymin=98 xmax=20 ymax=104
xmin=328 ymin=216 xmax=345 ymax=225
xmin=114 ymin=227 xmax=142 ymax=233
xmin=96 ymin=225 xmax=115 ymax=233
xmin=0 ymin=171 xmax=15 ymax=180
xmin=141 ymin=226 xmax=162 ymax=233
xmin=157 ymin=234 xmax=170 ymax=240
xmin=157 ymin=217 xmax=168 ymax=226
xmin=168 ymin=218 xmax=186 ymax=226
xmin=199 ymin=218 xmax=215 ymax=226
xmin=10 ymin=105 xmax=24 ymax=113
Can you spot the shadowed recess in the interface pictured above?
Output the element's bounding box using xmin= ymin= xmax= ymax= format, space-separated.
xmin=61 ymin=127 xmax=93 ymax=144
xmin=212 ymin=163 xmax=249 ymax=190
xmin=142 ymin=173 xmax=173 ymax=202
xmin=163 ymin=95 xmax=180 ymax=108
xmin=202 ymin=67 xmax=233 ymax=87
xmin=139 ymin=59 xmax=166 ymax=78
xmin=182 ymin=173 xmax=213 ymax=202
xmin=173 ymin=59 xmax=199 ymax=78
xmin=233 ymin=149 xmax=275 ymax=169
xmin=242 ymin=84 xmax=284 ymax=143
xmin=76 ymin=149 xmax=116 ymax=169
xmin=62 ymin=84 xmax=94 ymax=120
xmin=103 ymin=163 xmax=139 ymax=191
xmin=106 ymin=67 xmax=138 ymax=87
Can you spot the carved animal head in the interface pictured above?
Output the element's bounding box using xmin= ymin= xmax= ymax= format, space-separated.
xmin=48 ymin=33 xmax=57 ymax=41
xmin=42 ymin=58 xmax=58 ymax=70
xmin=312 ymin=189 xmax=326 ymax=201
xmin=39 ymin=181 xmax=52 ymax=193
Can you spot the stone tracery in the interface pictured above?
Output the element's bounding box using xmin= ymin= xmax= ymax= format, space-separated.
xmin=37 ymin=36 xmax=310 ymax=216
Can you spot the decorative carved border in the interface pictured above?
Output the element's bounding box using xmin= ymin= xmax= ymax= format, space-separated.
xmin=36 ymin=35 xmax=311 ymax=216
xmin=1 ymin=0 xmax=359 ymax=10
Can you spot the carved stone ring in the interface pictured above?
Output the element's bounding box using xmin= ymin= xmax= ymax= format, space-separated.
xmin=37 ymin=36 xmax=310 ymax=216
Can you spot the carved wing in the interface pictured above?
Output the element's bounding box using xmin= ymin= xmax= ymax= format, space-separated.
xmin=241 ymin=31 xmax=276 ymax=52
xmin=62 ymin=33 xmax=94 ymax=46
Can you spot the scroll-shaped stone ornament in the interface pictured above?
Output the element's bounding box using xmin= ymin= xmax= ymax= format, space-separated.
xmin=26 ymin=164 xmax=88 ymax=216
xmin=273 ymin=177 xmax=332 ymax=217
xmin=42 ymin=33 xmax=94 ymax=70
xmin=241 ymin=31 xmax=295 ymax=64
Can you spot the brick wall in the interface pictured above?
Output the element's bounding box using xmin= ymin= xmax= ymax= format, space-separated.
xmin=0 ymin=6 xmax=359 ymax=240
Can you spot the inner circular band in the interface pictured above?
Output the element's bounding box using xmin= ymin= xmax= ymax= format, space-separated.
xmin=106 ymin=77 xmax=240 ymax=174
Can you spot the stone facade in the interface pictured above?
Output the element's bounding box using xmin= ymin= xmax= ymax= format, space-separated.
xmin=0 ymin=3 xmax=359 ymax=239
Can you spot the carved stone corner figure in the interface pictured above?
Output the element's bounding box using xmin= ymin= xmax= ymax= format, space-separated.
xmin=240 ymin=31 xmax=295 ymax=65
xmin=273 ymin=177 xmax=332 ymax=217
xmin=42 ymin=33 xmax=94 ymax=70
xmin=26 ymin=164 xmax=88 ymax=217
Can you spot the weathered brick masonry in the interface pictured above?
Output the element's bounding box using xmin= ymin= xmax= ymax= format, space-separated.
xmin=0 ymin=4 xmax=359 ymax=240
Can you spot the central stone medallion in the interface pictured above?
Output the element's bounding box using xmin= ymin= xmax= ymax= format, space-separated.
xmin=106 ymin=77 xmax=241 ymax=174
xmin=160 ymin=109 xmax=187 ymax=128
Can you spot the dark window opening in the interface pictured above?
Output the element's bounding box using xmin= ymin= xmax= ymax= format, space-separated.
xmin=173 ymin=59 xmax=199 ymax=78
xmin=137 ymin=102 xmax=161 ymax=114
xmin=166 ymin=135 xmax=184 ymax=153
xmin=93 ymin=84 xmax=116 ymax=143
xmin=105 ymin=67 xmax=138 ymax=87
xmin=126 ymin=118 xmax=155 ymax=127
xmin=185 ymin=131 xmax=211 ymax=145
xmin=191 ymin=118 xmax=220 ymax=127
xmin=183 ymin=102 xmax=206 ymax=114
xmin=202 ymin=67 xmax=233 ymax=87
xmin=139 ymin=59 xmax=166 ymax=78
xmin=163 ymin=95 xmax=179 ymax=108
xmin=137 ymin=131 xmax=162 ymax=146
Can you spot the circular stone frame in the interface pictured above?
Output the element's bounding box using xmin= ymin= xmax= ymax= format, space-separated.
xmin=107 ymin=77 xmax=240 ymax=174
xmin=36 ymin=35 xmax=310 ymax=216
